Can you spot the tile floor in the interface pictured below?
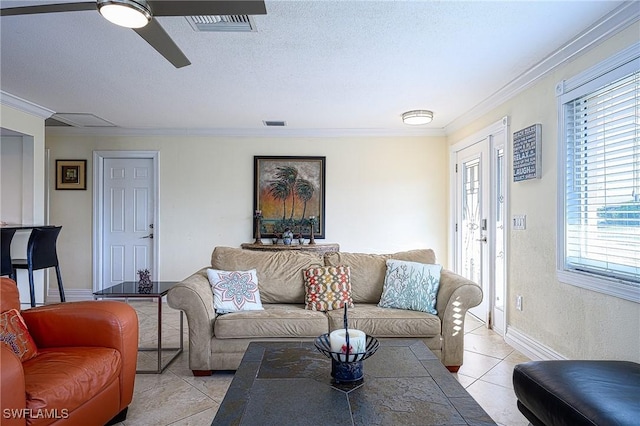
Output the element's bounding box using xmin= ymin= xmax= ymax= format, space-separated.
xmin=115 ymin=301 xmax=530 ymax=426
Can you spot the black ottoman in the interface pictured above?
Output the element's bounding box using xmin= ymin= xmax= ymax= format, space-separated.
xmin=513 ymin=360 xmax=640 ymax=426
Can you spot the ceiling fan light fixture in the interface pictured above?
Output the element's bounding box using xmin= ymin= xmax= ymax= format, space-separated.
xmin=98 ymin=0 xmax=151 ymax=28
xmin=402 ymin=110 xmax=434 ymax=125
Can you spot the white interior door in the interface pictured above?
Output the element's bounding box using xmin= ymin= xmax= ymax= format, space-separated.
xmin=101 ymin=157 xmax=155 ymax=288
xmin=453 ymin=119 xmax=508 ymax=334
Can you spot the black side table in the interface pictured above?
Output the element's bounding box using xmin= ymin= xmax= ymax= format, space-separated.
xmin=93 ymin=281 xmax=183 ymax=374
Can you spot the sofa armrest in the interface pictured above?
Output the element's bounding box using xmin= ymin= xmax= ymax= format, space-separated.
xmin=1 ymin=345 xmax=26 ymax=426
xmin=167 ymin=268 xmax=216 ymax=372
xmin=21 ymin=301 xmax=139 ymax=410
xmin=436 ymin=269 xmax=483 ymax=370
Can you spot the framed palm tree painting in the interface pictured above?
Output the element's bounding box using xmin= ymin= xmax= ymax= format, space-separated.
xmin=254 ymin=156 xmax=326 ymax=239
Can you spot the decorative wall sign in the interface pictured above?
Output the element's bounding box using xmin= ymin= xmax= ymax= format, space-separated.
xmin=254 ymin=156 xmax=326 ymax=239
xmin=56 ymin=159 xmax=87 ymax=190
xmin=513 ymin=124 xmax=542 ymax=182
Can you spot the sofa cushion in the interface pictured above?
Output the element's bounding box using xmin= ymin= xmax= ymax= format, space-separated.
xmin=23 ymin=347 xmax=121 ymax=413
xmin=207 ymin=268 xmax=264 ymax=313
xmin=302 ymin=265 xmax=354 ymax=311
xmin=211 ymin=247 xmax=323 ymax=304
xmin=1 ymin=309 xmax=38 ymax=362
xmin=324 ymin=249 xmax=437 ymax=303
xmin=214 ymin=304 xmax=328 ymax=339
xmin=379 ymin=260 xmax=442 ymax=315
xmin=326 ymin=304 xmax=440 ymax=337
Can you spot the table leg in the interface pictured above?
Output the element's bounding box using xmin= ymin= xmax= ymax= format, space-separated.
xmin=136 ymin=298 xmax=183 ymax=374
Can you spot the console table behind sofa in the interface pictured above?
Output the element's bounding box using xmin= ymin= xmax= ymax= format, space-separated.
xmin=241 ymin=242 xmax=339 ymax=255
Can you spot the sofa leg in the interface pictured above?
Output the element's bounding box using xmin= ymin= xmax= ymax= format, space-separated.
xmin=446 ymin=366 xmax=460 ymax=373
xmin=192 ymin=370 xmax=213 ymax=376
xmin=105 ymin=407 xmax=128 ymax=425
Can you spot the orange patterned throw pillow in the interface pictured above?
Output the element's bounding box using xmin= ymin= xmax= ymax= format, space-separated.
xmin=303 ymin=265 xmax=354 ymax=311
xmin=0 ymin=309 xmax=38 ymax=362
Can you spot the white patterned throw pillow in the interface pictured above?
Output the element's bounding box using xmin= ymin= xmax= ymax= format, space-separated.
xmin=378 ymin=259 xmax=442 ymax=315
xmin=207 ymin=268 xmax=264 ymax=314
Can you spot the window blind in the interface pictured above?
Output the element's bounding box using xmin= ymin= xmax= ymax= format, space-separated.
xmin=564 ymin=70 xmax=640 ymax=285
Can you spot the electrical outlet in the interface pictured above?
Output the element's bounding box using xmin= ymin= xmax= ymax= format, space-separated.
xmin=516 ymin=295 xmax=523 ymax=311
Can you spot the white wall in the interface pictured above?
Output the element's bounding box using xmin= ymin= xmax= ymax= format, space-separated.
xmin=0 ymin=103 xmax=48 ymax=305
xmin=0 ymin=136 xmax=24 ymax=223
xmin=0 ymin=104 xmax=46 ymax=224
xmin=448 ymin=23 xmax=640 ymax=362
xmin=45 ymin=134 xmax=449 ymax=291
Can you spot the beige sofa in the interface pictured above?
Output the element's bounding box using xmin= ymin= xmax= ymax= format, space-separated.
xmin=167 ymin=246 xmax=482 ymax=375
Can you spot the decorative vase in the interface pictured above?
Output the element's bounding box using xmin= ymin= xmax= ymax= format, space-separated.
xmin=282 ymin=229 xmax=293 ymax=245
xmin=137 ymin=269 xmax=153 ymax=293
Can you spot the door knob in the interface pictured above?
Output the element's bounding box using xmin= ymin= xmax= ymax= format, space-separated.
xmin=142 ymin=234 xmax=154 ymax=239
xmin=476 ymin=236 xmax=487 ymax=243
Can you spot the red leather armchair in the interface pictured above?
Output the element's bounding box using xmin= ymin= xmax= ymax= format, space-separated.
xmin=0 ymin=278 xmax=138 ymax=426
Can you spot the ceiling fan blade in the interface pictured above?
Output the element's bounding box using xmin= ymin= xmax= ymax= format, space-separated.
xmin=148 ymin=0 xmax=266 ymax=17
xmin=134 ymin=18 xmax=191 ymax=68
xmin=0 ymin=2 xmax=95 ymax=16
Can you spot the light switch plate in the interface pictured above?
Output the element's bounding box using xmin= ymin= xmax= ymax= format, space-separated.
xmin=513 ymin=215 xmax=526 ymax=230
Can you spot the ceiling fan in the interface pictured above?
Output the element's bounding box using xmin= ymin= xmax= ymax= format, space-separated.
xmin=0 ymin=0 xmax=267 ymax=68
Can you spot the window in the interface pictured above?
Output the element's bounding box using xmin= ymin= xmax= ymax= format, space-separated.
xmin=557 ymin=43 xmax=639 ymax=303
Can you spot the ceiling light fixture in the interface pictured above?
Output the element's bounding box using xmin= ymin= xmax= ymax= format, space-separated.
xmin=402 ymin=110 xmax=434 ymax=125
xmin=98 ymin=0 xmax=152 ymax=28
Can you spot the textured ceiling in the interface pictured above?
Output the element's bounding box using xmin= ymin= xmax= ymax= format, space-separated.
xmin=0 ymin=0 xmax=631 ymax=136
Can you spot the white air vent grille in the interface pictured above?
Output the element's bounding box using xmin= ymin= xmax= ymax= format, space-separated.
xmin=186 ymin=15 xmax=256 ymax=32
xmin=263 ymin=121 xmax=287 ymax=127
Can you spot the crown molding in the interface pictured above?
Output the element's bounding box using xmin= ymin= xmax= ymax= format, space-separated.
xmin=445 ymin=1 xmax=640 ymax=135
xmin=0 ymin=90 xmax=55 ymax=119
xmin=45 ymin=125 xmax=446 ymax=138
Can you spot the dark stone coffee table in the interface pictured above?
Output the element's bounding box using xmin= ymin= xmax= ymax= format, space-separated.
xmin=212 ymin=339 xmax=496 ymax=425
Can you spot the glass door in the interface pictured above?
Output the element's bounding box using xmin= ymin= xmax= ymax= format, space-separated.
xmin=457 ymin=140 xmax=489 ymax=322
xmin=454 ymin=123 xmax=507 ymax=334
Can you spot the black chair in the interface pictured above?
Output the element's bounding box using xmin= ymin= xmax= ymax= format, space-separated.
xmin=1 ymin=228 xmax=17 ymax=277
xmin=12 ymin=226 xmax=65 ymax=307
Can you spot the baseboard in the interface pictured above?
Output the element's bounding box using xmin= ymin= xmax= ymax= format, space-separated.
xmin=47 ymin=288 xmax=95 ymax=303
xmin=505 ymin=326 xmax=567 ymax=361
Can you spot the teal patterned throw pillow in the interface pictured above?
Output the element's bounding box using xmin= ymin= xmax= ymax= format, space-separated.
xmin=378 ymin=259 xmax=442 ymax=315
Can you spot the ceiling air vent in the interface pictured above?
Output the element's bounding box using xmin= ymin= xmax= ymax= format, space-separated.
xmin=263 ymin=121 xmax=287 ymax=127
xmin=45 ymin=117 xmax=72 ymax=127
xmin=47 ymin=113 xmax=115 ymax=127
xmin=186 ymin=15 xmax=256 ymax=32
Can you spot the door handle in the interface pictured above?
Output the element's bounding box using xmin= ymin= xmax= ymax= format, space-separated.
xmin=142 ymin=234 xmax=154 ymax=239
xmin=476 ymin=236 xmax=487 ymax=243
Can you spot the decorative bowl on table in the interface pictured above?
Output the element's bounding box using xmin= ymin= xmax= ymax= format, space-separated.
xmin=314 ymin=333 xmax=379 ymax=383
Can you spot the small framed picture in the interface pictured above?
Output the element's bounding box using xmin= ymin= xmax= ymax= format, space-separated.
xmin=56 ymin=159 xmax=87 ymax=190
